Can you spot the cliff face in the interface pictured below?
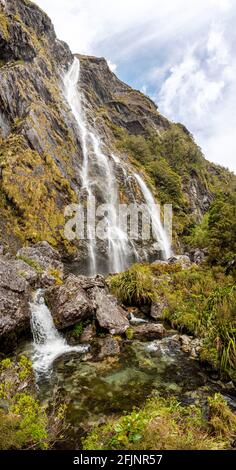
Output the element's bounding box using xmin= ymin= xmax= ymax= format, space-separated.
xmin=0 ymin=0 xmax=79 ymax=252
xmin=0 ymin=0 xmax=234 ymax=260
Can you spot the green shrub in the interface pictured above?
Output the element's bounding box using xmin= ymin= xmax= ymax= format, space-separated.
xmin=207 ymin=192 xmax=236 ymax=266
xmin=83 ymin=394 xmax=236 ymax=450
xmin=161 ymin=267 xmax=236 ymax=377
xmin=74 ymin=322 xmax=84 ymax=337
xmin=0 ymin=357 xmax=68 ymax=450
xmin=108 ymin=264 xmax=156 ymax=305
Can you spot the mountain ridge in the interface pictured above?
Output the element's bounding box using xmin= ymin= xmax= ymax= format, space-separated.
xmin=0 ymin=0 xmax=235 ymax=259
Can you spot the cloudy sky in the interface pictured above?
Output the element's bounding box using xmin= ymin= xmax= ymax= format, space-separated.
xmin=35 ymin=0 xmax=236 ymax=173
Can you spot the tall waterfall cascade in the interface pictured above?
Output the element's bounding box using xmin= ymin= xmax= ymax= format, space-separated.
xmin=30 ymin=290 xmax=88 ymax=375
xmin=63 ymin=58 xmax=171 ymax=274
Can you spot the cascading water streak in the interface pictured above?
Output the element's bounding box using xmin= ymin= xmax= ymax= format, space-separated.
xmin=134 ymin=173 xmax=171 ymax=259
xmin=63 ymin=58 xmax=97 ymax=275
xmin=30 ymin=290 xmax=88 ymax=375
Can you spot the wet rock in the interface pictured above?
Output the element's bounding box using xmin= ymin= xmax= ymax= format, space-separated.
xmin=90 ymin=287 xmax=129 ymax=335
xmin=193 ymin=249 xmax=205 ymax=265
xmin=177 ymin=334 xmax=203 ymax=358
xmin=128 ymin=312 xmax=148 ymax=325
xmin=151 ymin=260 xmax=168 ymax=266
xmin=17 ymin=241 xmax=63 ymax=270
xmin=150 ymin=299 xmax=167 ymax=320
xmin=80 ymin=324 xmax=96 ymax=343
xmin=168 ymin=255 xmax=191 ymax=269
xmin=72 ymin=274 xmax=106 ymax=291
xmin=0 ymin=256 xmax=30 ymax=350
xmin=132 ymin=323 xmax=166 ymax=341
xmin=17 ymin=241 xmax=64 ymax=287
xmin=98 ymin=336 xmax=120 ymax=359
xmin=45 ymin=274 xmax=95 ymax=330
xmin=11 ymin=259 xmax=38 ymax=286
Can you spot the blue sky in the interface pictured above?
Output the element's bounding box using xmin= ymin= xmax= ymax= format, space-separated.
xmin=35 ymin=0 xmax=236 ymax=173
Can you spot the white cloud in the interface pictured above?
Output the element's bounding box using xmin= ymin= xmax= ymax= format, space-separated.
xmin=107 ymin=60 xmax=117 ymax=73
xmin=34 ymin=0 xmax=236 ymax=173
xmin=157 ymin=25 xmax=236 ymax=172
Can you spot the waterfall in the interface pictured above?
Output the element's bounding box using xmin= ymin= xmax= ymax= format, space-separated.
xmin=63 ymin=58 xmax=131 ymax=274
xmin=63 ymin=59 xmax=97 ymax=275
xmin=30 ymin=290 xmax=88 ymax=375
xmin=63 ymin=57 xmax=171 ymax=272
xmin=134 ymin=173 xmax=171 ymax=259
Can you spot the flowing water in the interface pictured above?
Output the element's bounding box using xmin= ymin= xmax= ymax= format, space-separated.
xmin=17 ymin=292 xmax=235 ymax=448
xmin=29 ymin=290 xmax=88 ymax=376
xmin=63 ymin=58 xmax=171 ymax=274
xmin=23 ymin=331 xmax=236 ymax=449
xmin=134 ymin=173 xmax=171 ymax=259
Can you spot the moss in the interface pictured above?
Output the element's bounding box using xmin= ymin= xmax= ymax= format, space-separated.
xmin=17 ymin=255 xmax=43 ymax=273
xmin=83 ymin=394 xmax=236 ymax=450
xmin=125 ymin=327 xmax=134 ymax=340
xmin=0 ymin=135 xmax=77 ymax=252
xmin=0 ymin=12 xmax=10 ymax=41
xmin=47 ymin=268 xmax=63 ymax=285
xmin=108 ymin=120 xmax=235 ymax=245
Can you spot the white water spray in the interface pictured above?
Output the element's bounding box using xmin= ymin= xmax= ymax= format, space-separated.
xmin=63 ymin=59 xmax=97 ymax=274
xmin=30 ymin=290 xmax=88 ymax=375
xmin=134 ymin=173 xmax=171 ymax=259
xmin=63 ymin=58 xmax=131 ymax=273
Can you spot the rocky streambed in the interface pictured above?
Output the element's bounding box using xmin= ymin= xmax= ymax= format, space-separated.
xmin=1 ymin=241 xmax=236 ymax=449
xmin=18 ymin=328 xmax=236 ymax=449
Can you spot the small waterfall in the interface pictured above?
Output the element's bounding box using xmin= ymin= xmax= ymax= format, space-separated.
xmin=30 ymin=290 xmax=88 ymax=375
xmin=134 ymin=173 xmax=171 ymax=259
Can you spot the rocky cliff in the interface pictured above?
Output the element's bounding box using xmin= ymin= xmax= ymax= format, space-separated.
xmin=0 ymin=0 xmax=235 ymax=262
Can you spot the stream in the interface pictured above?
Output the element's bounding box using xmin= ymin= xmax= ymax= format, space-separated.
xmin=18 ymin=309 xmax=236 ymax=449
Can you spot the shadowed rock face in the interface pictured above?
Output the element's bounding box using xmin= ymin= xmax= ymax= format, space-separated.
xmin=0 ymin=0 xmax=234 ymax=262
xmin=45 ymin=273 xmax=129 ymax=334
xmin=0 ymin=254 xmax=30 ymax=350
xmin=76 ymin=54 xmax=170 ymax=135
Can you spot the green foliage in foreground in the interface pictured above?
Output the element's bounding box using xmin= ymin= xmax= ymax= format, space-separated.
xmin=158 ymin=266 xmax=236 ymax=379
xmin=0 ymin=357 xmax=67 ymax=450
xmin=108 ymin=263 xmax=181 ymax=306
xmin=83 ymin=394 xmax=236 ymax=450
xmin=108 ymin=263 xmax=236 ymax=379
xmin=108 ymin=264 xmax=157 ymax=305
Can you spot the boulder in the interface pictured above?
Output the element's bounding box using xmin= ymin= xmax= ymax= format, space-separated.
xmin=132 ymin=323 xmax=166 ymax=341
xmin=45 ymin=274 xmax=95 ymax=329
xmin=17 ymin=241 xmax=64 ymax=287
xmin=175 ymin=334 xmax=203 ymax=359
xmin=72 ymin=274 xmax=106 ymax=291
xmin=193 ymin=249 xmax=205 ymax=265
xmin=150 ymin=299 xmax=167 ymax=320
xmin=17 ymin=241 xmax=63 ymax=269
xmin=98 ymin=336 xmax=120 ymax=359
xmin=90 ymin=287 xmax=129 ymax=335
xmin=0 ymin=256 xmax=30 ymax=350
xmin=80 ymin=323 xmax=96 ymax=343
xmin=11 ymin=259 xmax=38 ymax=286
xmin=168 ymin=255 xmax=191 ymax=269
